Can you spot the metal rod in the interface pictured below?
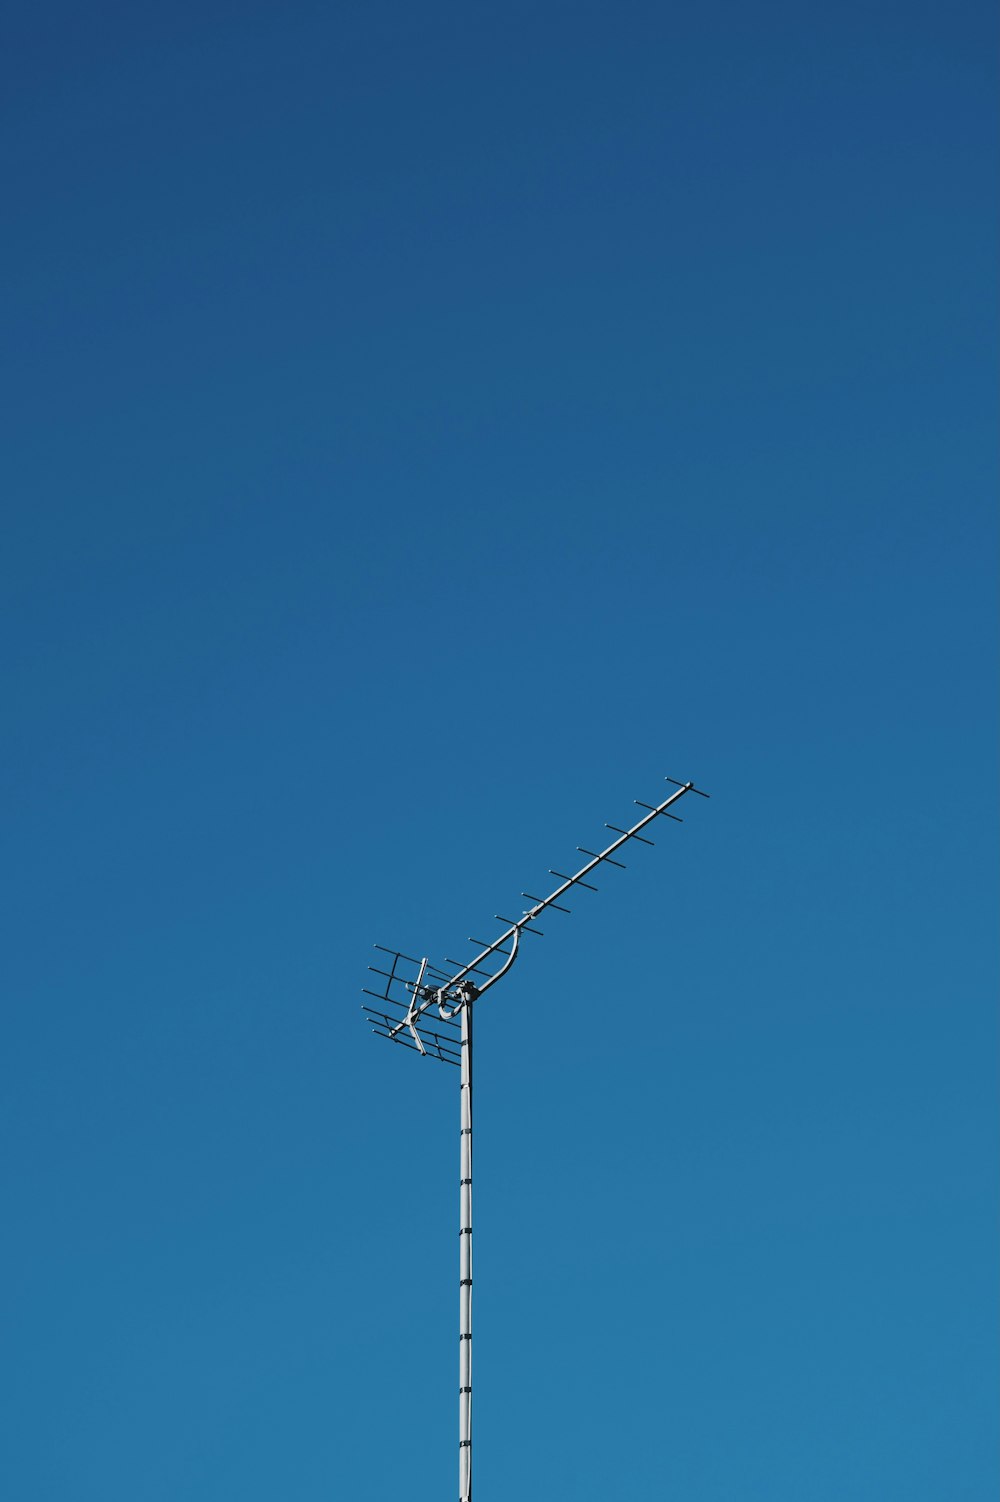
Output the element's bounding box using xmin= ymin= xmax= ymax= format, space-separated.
xmin=391 ymin=781 xmax=695 ymax=1040
xmin=578 ymin=845 xmax=626 ymax=868
xmin=459 ymin=1002 xmax=473 ymax=1502
xmin=550 ymin=869 xmax=598 ymax=891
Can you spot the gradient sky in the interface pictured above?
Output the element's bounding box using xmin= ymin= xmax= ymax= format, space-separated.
xmin=2 ymin=3 xmax=996 ymax=1499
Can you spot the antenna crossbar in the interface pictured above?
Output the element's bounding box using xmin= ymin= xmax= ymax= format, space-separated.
xmin=385 ymin=778 xmax=706 ymax=1041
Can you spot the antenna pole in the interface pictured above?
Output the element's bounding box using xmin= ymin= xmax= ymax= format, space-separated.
xmin=459 ymin=1001 xmax=474 ymax=1502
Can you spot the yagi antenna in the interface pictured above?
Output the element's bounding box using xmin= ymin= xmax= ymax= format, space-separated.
xmin=362 ymin=774 xmax=709 ymax=1501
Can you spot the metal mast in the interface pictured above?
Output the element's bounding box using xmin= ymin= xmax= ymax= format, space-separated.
xmin=362 ymin=776 xmax=709 ymax=1499
xmin=458 ymin=1000 xmax=473 ymax=1501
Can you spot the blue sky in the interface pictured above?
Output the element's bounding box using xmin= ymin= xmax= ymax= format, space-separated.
xmin=1 ymin=3 xmax=996 ymax=1498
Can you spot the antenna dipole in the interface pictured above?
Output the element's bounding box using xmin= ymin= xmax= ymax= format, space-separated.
xmin=363 ymin=775 xmax=709 ymax=1499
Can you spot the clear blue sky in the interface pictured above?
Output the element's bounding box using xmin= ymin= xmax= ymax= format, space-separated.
xmin=2 ymin=3 xmax=996 ymax=1498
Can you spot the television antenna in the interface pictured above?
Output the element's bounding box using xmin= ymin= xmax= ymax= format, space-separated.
xmin=363 ymin=776 xmax=709 ymax=1501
